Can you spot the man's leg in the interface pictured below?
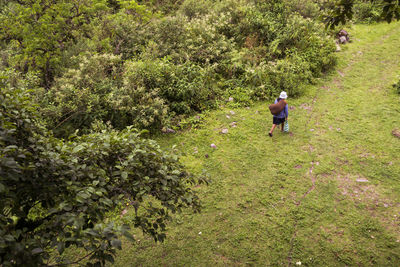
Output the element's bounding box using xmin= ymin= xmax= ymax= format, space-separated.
xmin=269 ymin=124 xmax=277 ymax=137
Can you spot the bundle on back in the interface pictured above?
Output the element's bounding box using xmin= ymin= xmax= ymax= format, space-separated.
xmin=269 ymin=100 xmax=286 ymax=115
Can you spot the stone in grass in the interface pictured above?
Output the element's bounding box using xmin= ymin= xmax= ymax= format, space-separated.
xmin=228 ymin=97 xmax=234 ymax=102
xmin=210 ymin=143 xmax=217 ymax=149
xmin=230 ymin=122 xmax=237 ymax=128
xmin=230 ymin=110 xmax=235 ymax=115
xmin=356 ymin=178 xmax=369 ymax=183
xmin=162 ymin=127 xmax=176 ymax=133
xmin=339 ymin=36 xmax=347 ymax=44
xmin=392 ymin=129 xmax=400 ymax=138
xmin=221 ymin=128 xmax=228 ymax=134
xmin=226 ymin=115 xmax=231 ymax=119
xmin=335 ymin=42 xmax=341 ymax=52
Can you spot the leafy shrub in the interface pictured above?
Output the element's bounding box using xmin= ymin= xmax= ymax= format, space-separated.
xmin=211 ymin=1 xmax=336 ymax=99
xmin=114 ymin=59 xmax=217 ymax=118
xmin=108 ymin=59 xmax=169 ymax=130
xmin=179 ymin=0 xmax=211 ymax=19
xmin=141 ymin=15 xmax=189 ymax=61
xmin=353 ymin=0 xmax=384 ymax=23
xmin=226 ymin=86 xmax=254 ymax=107
xmin=283 ymin=0 xmax=320 ymax=19
xmin=275 ymin=15 xmax=337 ymax=75
xmin=95 ymin=11 xmax=153 ymax=59
xmin=41 ymin=53 xmax=123 ymax=136
xmin=0 ymin=71 xmax=204 ymax=266
xmin=139 ymin=0 xmax=183 ymax=15
xmin=181 ymin=15 xmax=233 ymax=65
xmin=220 ymin=2 xmax=287 ymax=48
xmin=216 ymin=11 xmax=336 ymax=100
xmin=242 ymin=56 xmax=310 ymax=99
xmin=142 ymin=12 xmax=234 ymax=66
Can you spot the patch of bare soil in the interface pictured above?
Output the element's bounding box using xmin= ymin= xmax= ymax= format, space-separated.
xmin=334 ymin=173 xmax=400 ymax=238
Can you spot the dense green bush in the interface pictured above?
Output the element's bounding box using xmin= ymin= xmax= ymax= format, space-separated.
xmin=40 ymin=53 xmax=123 ymax=136
xmin=0 ymin=71 xmax=204 ymax=266
xmin=1 ymin=0 xmax=338 ymax=136
xmin=212 ymin=3 xmax=336 ymax=101
xmin=43 ymin=55 xmax=219 ymax=135
xmin=108 ymin=59 xmax=170 ymax=130
xmin=111 ymin=58 xmax=217 ymax=124
xmin=283 ymin=0 xmax=321 ymax=19
xmin=353 ymin=0 xmax=384 ymax=23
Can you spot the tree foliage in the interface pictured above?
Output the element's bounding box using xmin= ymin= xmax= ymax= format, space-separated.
xmin=0 ymin=71 xmax=205 ymax=266
xmin=324 ymin=0 xmax=400 ymax=28
xmin=0 ymin=0 xmax=110 ymax=87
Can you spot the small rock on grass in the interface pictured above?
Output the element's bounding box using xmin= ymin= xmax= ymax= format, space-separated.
xmin=162 ymin=127 xmax=176 ymax=133
xmin=392 ymin=129 xmax=400 ymax=138
xmin=230 ymin=110 xmax=235 ymax=115
xmin=221 ymin=128 xmax=228 ymax=134
xmin=210 ymin=143 xmax=217 ymax=149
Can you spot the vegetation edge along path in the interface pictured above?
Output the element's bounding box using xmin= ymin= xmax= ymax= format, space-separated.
xmin=112 ymin=22 xmax=400 ymax=266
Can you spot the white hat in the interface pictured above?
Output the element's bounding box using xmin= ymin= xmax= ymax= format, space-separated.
xmin=279 ymin=91 xmax=288 ymax=99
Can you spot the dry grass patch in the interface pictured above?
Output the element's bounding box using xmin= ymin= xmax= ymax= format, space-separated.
xmin=334 ymin=173 xmax=400 ymax=238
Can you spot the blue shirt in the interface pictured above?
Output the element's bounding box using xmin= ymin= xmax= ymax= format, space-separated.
xmin=273 ymin=98 xmax=288 ymax=119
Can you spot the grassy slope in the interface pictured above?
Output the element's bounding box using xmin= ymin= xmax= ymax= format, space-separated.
xmin=113 ymin=22 xmax=400 ymax=266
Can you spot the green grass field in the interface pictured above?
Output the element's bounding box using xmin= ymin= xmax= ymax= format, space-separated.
xmin=112 ymin=22 xmax=400 ymax=266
